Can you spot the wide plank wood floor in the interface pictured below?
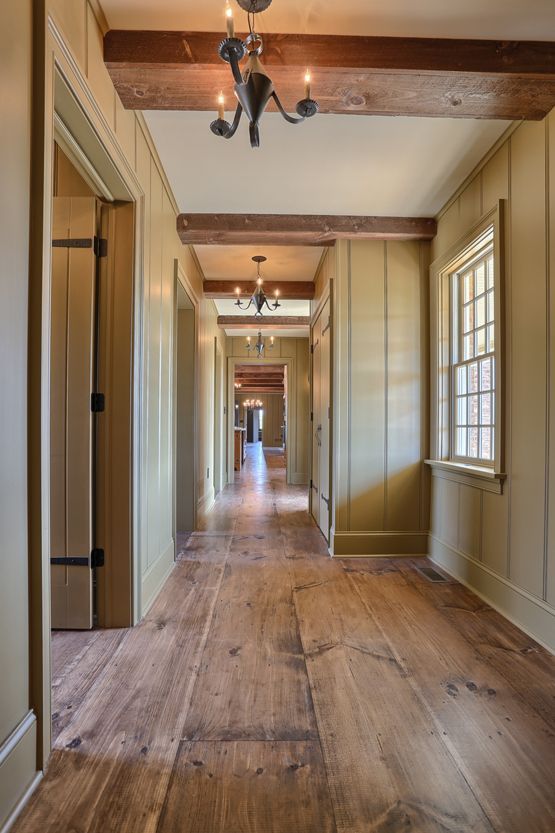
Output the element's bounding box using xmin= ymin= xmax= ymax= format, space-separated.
xmin=14 ymin=443 xmax=555 ymax=832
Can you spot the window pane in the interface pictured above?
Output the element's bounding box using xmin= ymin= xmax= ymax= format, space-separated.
xmin=464 ymin=333 xmax=474 ymax=360
xmin=468 ymin=395 xmax=479 ymax=425
xmin=480 ymin=428 xmax=492 ymax=460
xmin=457 ymin=365 xmax=467 ymax=395
xmin=480 ymin=358 xmax=492 ymax=392
xmin=457 ymin=427 xmax=467 ymax=456
xmin=487 ymin=291 xmax=494 ymax=323
xmin=487 ymin=255 xmax=494 ymax=289
xmin=475 ymin=327 xmax=486 ymax=356
xmin=463 ymin=303 xmax=474 ymax=333
xmin=457 ymin=396 xmax=467 ymax=426
xmin=469 ymin=362 xmax=478 ymax=393
xmin=463 ymin=271 xmax=474 ymax=303
xmin=480 ymin=393 xmax=491 ymax=424
xmin=476 ymin=296 xmax=486 ymax=328
xmin=475 ymin=263 xmax=486 ymax=296
xmin=468 ymin=427 xmax=479 ymax=458
xmin=487 ymin=325 xmax=495 ymax=353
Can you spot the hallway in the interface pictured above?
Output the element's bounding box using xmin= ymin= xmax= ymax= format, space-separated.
xmin=14 ymin=445 xmax=555 ymax=832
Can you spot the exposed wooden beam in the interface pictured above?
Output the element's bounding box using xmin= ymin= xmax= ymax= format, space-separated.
xmin=184 ymin=214 xmax=436 ymax=246
xmin=104 ymin=30 xmax=555 ymax=120
xmin=219 ymin=315 xmax=310 ymax=329
xmin=206 ymin=282 xmax=315 ymax=300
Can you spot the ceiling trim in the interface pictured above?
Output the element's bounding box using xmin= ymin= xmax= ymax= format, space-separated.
xmin=179 ymin=213 xmax=437 ymax=245
xmin=104 ymin=31 xmax=555 ymax=120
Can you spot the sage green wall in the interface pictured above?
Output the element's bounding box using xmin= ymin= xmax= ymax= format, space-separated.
xmin=0 ymin=0 xmax=38 ymax=827
xmin=429 ymin=116 xmax=555 ymax=650
xmin=332 ymin=240 xmax=430 ymax=556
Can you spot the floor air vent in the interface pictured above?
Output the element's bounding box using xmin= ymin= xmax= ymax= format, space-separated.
xmin=417 ymin=566 xmax=449 ymax=583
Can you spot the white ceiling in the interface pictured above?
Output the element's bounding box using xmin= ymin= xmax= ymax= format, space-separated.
xmin=196 ymin=245 xmax=324 ymax=281
xmin=101 ymin=0 xmax=555 ymax=40
xmin=144 ymin=111 xmax=510 ymax=216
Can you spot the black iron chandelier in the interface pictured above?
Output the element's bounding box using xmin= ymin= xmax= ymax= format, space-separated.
xmin=235 ymin=255 xmax=280 ymax=315
xmin=246 ymin=330 xmax=275 ymax=358
xmin=211 ymin=0 xmax=319 ymax=148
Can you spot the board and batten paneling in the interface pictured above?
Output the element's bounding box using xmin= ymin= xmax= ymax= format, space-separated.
xmin=429 ymin=114 xmax=555 ymax=651
xmin=332 ymin=239 xmax=430 ymax=556
xmin=0 ymin=0 xmax=39 ymax=827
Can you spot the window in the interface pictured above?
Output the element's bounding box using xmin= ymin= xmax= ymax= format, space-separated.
xmin=451 ymin=228 xmax=496 ymax=465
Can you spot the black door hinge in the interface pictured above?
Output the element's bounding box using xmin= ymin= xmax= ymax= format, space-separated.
xmin=91 ymin=548 xmax=105 ymax=568
xmin=310 ymin=411 xmax=314 ymax=421
xmin=94 ymin=236 xmax=108 ymax=258
xmin=91 ymin=392 xmax=105 ymax=413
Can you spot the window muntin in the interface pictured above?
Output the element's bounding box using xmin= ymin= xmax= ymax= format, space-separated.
xmin=452 ymin=231 xmax=495 ymax=465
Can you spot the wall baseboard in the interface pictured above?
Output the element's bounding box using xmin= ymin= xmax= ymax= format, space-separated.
xmin=430 ymin=535 xmax=555 ymax=653
xmin=141 ymin=540 xmax=175 ymax=617
xmin=0 ymin=713 xmax=39 ymax=832
xmin=330 ymin=530 xmax=429 ymax=557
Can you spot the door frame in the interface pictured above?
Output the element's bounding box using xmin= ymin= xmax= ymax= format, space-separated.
xmin=226 ymin=356 xmax=296 ymax=485
xmin=29 ymin=18 xmax=147 ymax=767
xmin=172 ymin=260 xmax=200 ymax=545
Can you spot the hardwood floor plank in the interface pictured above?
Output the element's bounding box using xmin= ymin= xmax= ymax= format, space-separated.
xmin=292 ymin=563 xmax=496 ymax=833
xmin=396 ymin=558 xmax=555 ymax=730
xmin=157 ymin=741 xmax=336 ymax=833
xmin=51 ymin=628 xmax=128 ymax=740
xmin=348 ymin=565 xmax=555 ymax=833
xmin=182 ymin=534 xmax=318 ymax=741
xmin=13 ymin=555 xmax=229 ymax=833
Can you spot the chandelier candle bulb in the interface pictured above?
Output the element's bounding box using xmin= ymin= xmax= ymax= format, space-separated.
xmin=304 ymin=70 xmax=311 ymax=100
xmin=217 ymin=92 xmax=225 ymax=120
xmin=225 ymin=1 xmax=235 ymax=38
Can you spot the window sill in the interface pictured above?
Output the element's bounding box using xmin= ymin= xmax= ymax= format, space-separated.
xmin=425 ymin=459 xmax=506 ymax=494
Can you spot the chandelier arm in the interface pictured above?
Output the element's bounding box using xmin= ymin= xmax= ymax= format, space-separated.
xmin=272 ymin=91 xmax=305 ymax=125
xmin=224 ymin=102 xmax=244 ymax=138
xmin=229 ymin=51 xmax=246 ymax=85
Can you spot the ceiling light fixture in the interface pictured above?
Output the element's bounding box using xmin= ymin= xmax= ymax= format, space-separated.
xmin=244 ymin=398 xmax=264 ymax=409
xmin=211 ymin=0 xmax=319 ymax=148
xmin=235 ymin=255 xmax=280 ymax=316
xmin=246 ymin=330 xmax=275 ymax=359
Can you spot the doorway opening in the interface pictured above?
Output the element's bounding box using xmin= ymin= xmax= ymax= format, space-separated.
xmin=233 ymin=363 xmax=287 ymax=481
xmin=49 ymin=142 xmax=135 ymax=740
xmin=174 ymin=276 xmax=197 ymax=553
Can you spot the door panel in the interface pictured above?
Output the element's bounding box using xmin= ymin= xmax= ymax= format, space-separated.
xmin=311 ymin=320 xmax=321 ymax=528
xmin=310 ymin=299 xmax=331 ymax=540
xmin=50 ymin=197 xmax=98 ymax=629
xmin=319 ymin=299 xmax=331 ymax=537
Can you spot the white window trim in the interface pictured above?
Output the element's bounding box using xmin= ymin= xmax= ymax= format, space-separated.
xmin=428 ymin=202 xmax=506 ymax=491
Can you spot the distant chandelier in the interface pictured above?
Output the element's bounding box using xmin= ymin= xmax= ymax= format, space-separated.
xmin=246 ymin=329 xmax=275 ymax=358
xmin=244 ymin=398 xmax=263 ymax=409
xmin=235 ymin=255 xmax=280 ymax=316
xmin=210 ymin=0 xmax=319 ymax=148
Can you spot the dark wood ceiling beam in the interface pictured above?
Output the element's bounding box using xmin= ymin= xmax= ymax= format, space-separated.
xmin=219 ymin=315 xmax=310 ymax=328
xmin=104 ymin=30 xmax=555 ymax=120
xmin=184 ymin=215 xmax=436 ymax=246
xmin=206 ymin=282 xmax=315 ymax=300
